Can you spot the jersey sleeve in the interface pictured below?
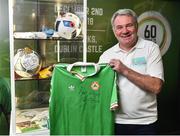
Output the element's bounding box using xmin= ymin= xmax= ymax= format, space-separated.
xmin=110 ymin=72 xmax=118 ymax=110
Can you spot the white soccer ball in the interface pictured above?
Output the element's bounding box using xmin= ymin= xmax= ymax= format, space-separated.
xmin=55 ymin=12 xmax=82 ymax=39
xmin=14 ymin=47 xmax=42 ymax=78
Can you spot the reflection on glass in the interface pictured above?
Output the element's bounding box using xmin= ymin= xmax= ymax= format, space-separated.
xmin=13 ymin=0 xmax=84 ymax=134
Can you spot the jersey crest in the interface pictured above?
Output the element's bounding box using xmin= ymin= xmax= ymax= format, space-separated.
xmin=91 ymin=81 xmax=100 ymax=91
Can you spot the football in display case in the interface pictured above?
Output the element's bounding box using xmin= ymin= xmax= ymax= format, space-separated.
xmin=55 ymin=12 xmax=82 ymax=39
xmin=14 ymin=47 xmax=42 ymax=78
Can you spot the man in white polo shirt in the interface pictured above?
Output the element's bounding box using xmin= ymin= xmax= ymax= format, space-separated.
xmin=99 ymin=9 xmax=164 ymax=135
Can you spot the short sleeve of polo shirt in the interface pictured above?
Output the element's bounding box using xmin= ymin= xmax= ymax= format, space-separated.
xmin=146 ymin=44 xmax=164 ymax=81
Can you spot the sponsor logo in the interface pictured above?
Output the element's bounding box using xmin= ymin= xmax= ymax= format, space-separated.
xmin=68 ymin=85 xmax=75 ymax=91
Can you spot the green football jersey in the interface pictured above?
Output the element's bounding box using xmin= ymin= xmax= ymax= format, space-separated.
xmin=0 ymin=77 xmax=11 ymax=135
xmin=49 ymin=62 xmax=118 ymax=135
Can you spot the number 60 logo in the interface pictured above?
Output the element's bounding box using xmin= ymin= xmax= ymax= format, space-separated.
xmin=138 ymin=11 xmax=171 ymax=56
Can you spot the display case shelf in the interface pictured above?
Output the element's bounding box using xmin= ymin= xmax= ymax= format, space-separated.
xmin=15 ymin=77 xmax=51 ymax=81
xmin=14 ymin=33 xmax=83 ymax=40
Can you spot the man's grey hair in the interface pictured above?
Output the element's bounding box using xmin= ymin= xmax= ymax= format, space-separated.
xmin=111 ymin=9 xmax=138 ymax=28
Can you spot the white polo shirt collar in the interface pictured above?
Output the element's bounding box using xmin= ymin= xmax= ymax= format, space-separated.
xmin=113 ymin=37 xmax=145 ymax=53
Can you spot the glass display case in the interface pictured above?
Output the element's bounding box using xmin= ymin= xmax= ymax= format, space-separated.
xmin=9 ymin=0 xmax=86 ymax=135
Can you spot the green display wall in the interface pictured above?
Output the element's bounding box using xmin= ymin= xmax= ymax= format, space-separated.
xmin=87 ymin=0 xmax=180 ymax=134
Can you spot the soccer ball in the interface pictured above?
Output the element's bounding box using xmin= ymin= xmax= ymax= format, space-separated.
xmin=14 ymin=47 xmax=42 ymax=78
xmin=55 ymin=12 xmax=82 ymax=39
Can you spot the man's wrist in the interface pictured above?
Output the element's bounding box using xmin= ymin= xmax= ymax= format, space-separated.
xmin=122 ymin=68 xmax=129 ymax=77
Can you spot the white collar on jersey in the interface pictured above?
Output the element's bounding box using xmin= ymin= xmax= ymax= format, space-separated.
xmin=67 ymin=62 xmax=100 ymax=80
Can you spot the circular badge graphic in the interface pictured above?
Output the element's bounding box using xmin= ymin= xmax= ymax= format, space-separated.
xmin=138 ymin=11 xmax=171 ymax=56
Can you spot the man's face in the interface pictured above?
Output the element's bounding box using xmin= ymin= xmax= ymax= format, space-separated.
xmin=113 ymin=15 xmax=138 ymax=48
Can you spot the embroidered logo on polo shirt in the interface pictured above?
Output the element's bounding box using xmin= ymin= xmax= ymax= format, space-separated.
xmin=132 ymin=57 xmax=146 ymax=65
xmin=91 ymin=81 xmax=100 ymax=91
